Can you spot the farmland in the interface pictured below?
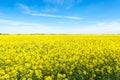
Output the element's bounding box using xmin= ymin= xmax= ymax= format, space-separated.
xmin=0 ymin=35 xmax=120 ymax=80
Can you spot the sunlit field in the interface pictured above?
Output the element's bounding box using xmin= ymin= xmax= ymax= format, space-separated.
xmin=0 ymin=34 xmax=120 ymax=80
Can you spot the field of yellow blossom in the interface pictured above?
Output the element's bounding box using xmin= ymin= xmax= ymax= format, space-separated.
xmin=0 ymin=34 xmax=120 ymax=80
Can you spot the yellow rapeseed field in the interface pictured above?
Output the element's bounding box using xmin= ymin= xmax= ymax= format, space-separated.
xmin=0 ymin=34 xmax=120 ymax=80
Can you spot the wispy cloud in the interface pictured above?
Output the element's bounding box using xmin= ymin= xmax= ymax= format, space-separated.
xmin=18 ymin=3 xmax=83 ymax=20
xmin=18 ymin=3 xmax=32 ymax=13
xmin=59 ymin=22 xmax=65 ymax=24
xmin=43 ymin=0 xmax=82 ymax=9
xmin=27 ymin=12 xmax=82 ymax=20
xmin=41 ymin=8 xmax=58 ymax=13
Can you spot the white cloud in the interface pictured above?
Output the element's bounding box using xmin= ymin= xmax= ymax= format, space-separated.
xmin=0 ymin=19 xmax=43 ymax=26
xmin=0 ymin=19 xmax=49 ymax=33
xmin=0 ymin=19 xmax=73 ymax=34
xmin=0 ymin=19 xmax=120 ymax=34
xmin=69 ymin=21 xmax=120 ymax=34
xmin=18 ymin=3 xmax=83 ymax=20
xmin=0 ymin=19 xmax=23 ymax=25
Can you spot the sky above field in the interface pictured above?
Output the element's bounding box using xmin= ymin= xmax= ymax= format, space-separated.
xmin=0 ymin=0 xmax=120 ymax=34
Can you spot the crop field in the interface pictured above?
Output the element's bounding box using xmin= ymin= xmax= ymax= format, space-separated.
xmin=0 ymin=35 xmax=120 ymax=80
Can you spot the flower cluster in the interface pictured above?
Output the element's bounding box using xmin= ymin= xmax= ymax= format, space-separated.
xmin=0 ymin=35 xmax=120 ymax=80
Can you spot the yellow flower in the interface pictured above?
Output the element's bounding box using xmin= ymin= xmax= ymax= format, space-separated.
xmin=25 ymin=63 xmax=31 ymax=68
xmin=45 ymin=76 xmax=52 ymax=80
xmin=0 ymin=69 xmax=5 ymax=75
xmin=21 ymin=77 xmax=26 ymax=80
xmin=107 ymin=66 xmax=112 ymax=74
xmin=57 ymin=73 xmax=63 ymax=78
xmin=28 ymin=78 xmax=32 ymax=80
xmin=83 ymin=71 xmax=87 ymax=75
xmin=92 ymin=74 xmax=96 ymax=78
xmin=35 ymin=70 xmax=42 ymax=78
xmin=89 ymin=64 xmax=93 ymax=69
xmin=95 ymin=68 xmax=99 ymax=72
xmin=69 ymin=71 xmax=73 ymax=75
xmin=3 ymin=74 xmax=10 ymax=79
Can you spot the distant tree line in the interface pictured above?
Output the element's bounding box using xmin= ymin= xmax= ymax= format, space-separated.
xmin=0 ymin=33 xmax=70 ymax=35
xmin=0 ymin=33 xmax=9 ymax=35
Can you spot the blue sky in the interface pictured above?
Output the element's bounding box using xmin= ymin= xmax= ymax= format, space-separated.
xmin=0 ymin=0 xmax=120 ymax=34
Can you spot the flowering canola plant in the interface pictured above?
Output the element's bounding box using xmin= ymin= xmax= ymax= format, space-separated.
xmin=0 ymin=35 xmax=120 ymax=80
